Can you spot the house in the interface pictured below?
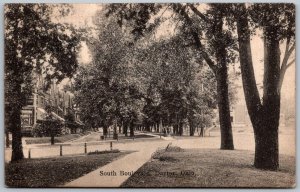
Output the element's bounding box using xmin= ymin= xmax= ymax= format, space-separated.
xmin=20 ymin=73 xmax=83 ymax=135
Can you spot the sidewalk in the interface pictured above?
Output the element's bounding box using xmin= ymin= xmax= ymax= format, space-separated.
xmin=140 ymin=132 xmax=175 ymax=141
xmin=64 ymin=141 xmax=169 ymax=187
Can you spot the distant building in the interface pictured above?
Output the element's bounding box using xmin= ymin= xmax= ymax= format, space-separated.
xmin=20 ymin=73 xmax=83 ymax=135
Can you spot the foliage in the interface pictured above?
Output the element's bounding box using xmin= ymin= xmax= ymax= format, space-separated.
xmin=33 ymin=116 xmax=63 ymax=137
xmin=73 ymin=12 xmax=144 ymax=131
xmin=5 ymin=4 xmax=81 ymax=161
xmin=132 ymin=33 xmax=217 ymax=131
xmin=5 ymin=4 xmax=81 ymax=96
xmin=64 ymin=108 xmax=81 ymax=132
xmin=105 ymin=4 xmax=235 ymax=144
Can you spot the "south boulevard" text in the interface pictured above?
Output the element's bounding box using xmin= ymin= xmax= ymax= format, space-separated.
xmin=99 ymin=170 xmax=195 ymax=177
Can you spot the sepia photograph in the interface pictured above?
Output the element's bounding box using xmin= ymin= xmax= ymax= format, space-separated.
xmin=4 ymin=3 xmax=296 ymax=188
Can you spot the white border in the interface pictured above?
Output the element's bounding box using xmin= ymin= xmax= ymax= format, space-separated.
xmin=0 ymin=1 xmax=298 ymax=192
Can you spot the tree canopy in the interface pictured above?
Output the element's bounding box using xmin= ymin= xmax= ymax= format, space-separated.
xmin=5 ymin=4 xmax=81 ymax=161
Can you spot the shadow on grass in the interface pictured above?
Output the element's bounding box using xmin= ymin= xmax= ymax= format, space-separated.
xmin=122 ymin=148 xmax=295 ymax=188
xmin=5 ymin=151 xmax=132 ymax=188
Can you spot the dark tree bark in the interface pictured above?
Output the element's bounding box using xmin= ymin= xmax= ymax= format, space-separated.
xmin=119 ymin=126 xmax=122 ymax=133
xmin=173 ymin=123 xmax=178 ymax=135
xmin=6 ymin=129 xmax=10 ymax=148
xmin=235 ymin=4 xmax=281 ymax=170
xmin=123 ymin=121 xmax=128 ymax=136
xmin=188 ymin=118 xmax=195 ymax=136
xmin=103 ymin=123 xmax=108 ymax=137
xmin=51 ymin=134 xmax=55 ymax=145
xmin=214 ymin=13 xmax=234 ymax=150
xmin=129 ymin=121 xmax=134 ymax=137
xmin=113 ymin=120 xmax=118 ymax=140
xmin=11 ymin=103 xmax=24 ymax=162
xmin=179 ymin=121 xmax=183 ymax=136
xmin=119 ymin=120 xmax=122 ymax=133
xmin=253 ymin=29 xmax=280 ymax=170
xmin=215 ymin=69 xmax=234 ymax=149
xmin=144 ymin=121 xmax=151 ymax=132
xmin=5 ymin=104 xmax=11 ymax=148
xmin=200 ymin=126 xmax=204 ymax=137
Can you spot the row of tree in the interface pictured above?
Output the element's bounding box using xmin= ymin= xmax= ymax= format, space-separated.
xmin=73 ymin=12 xmax=219 ymax=138
xmin=5 ymin=4 xmax=295 ymax=171
xmin=105 ymin=3 xmax=295 ymax=170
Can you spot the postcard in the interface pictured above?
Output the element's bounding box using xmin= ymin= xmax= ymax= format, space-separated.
xmin=4 ymin=3 xmax=295 ymax=188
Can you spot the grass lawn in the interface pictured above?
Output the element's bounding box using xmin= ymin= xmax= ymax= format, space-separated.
xmin=5 ymin=151 xmax=130 ymax=187
xmin=122 ymin=148 xmax=295 ymax=188
xmin=25 ymin=133 xmax=88 ymax=144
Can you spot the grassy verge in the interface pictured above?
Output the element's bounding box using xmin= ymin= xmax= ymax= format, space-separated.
xmin=122 ymin=148 xmax=295 ymax=188
xmin=5 ymin=151 xmax=130 ymax=187
xmin=25 ymin=133 xmax=88 ymax=144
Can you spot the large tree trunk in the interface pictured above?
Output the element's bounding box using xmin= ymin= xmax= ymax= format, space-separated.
xmin=5 ymin=129 xmax=10 ymax=148
xmin=129 ymin=121 xmax=134 ymax=137
xmin=119 ymin=120 xmax=122 ymax=133
xmin=51 ymin=135 xmax=55 ymax=145
xmin=179 ymin=121 xmax=183 ymax=136
xmin=113 ymin=120 xmax=118 ymax=140
xmin=253 ymin=118 xmax=279 ymax=170
xmin=214 ymin=14 xmax=234 ymax=149
xmin=253 ymin=30 xmax=281 ymax=170
xmin=188 ymin=118 xmax=195 ymax=136
xmin=173 ymin=123 xmax=178 ymax=135
xmin=11 ymin=104 xmax=24 ymax=161
xmin=123 ymin=121 xmax=128 ymax=136
xmin=144 ymin=121 xmax=150 ymax=132
xmin=235 ymin=4 xmax=280 ymax=170
xmin=103 ymin=124 xmax=108 ymax=137
xmin=5 ymin=104 xmax=11 ymax=148
xmin=215 ymin=68 xmax=234 ymax=150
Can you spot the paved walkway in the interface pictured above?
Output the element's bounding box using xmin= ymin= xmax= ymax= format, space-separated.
xmin=4 ymin=132 xmax=162 ymax=162
xmin=64 ymin=140 xmax=169 ymax=187
xmin=5 ymin=130 xmax=295 ymax=187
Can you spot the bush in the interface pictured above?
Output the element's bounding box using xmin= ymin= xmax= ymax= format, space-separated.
xmin=165 ymin=146 xmax=184 ymax=152
xmin=31 ymin=123 xmax=45 ymax=137
xmin=152 ymin=145 xmax=184 ymax=160
xmin=32 ymin=119 xmax=63 ymax=137
xmin=88 ymin=149 xmax=120 ymax=155
xmin=158 ymin=155 xmax=178 ymax=162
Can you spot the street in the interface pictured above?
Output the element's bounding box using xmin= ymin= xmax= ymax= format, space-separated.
xmin=5 ymin=129 xmax=295 ymax=163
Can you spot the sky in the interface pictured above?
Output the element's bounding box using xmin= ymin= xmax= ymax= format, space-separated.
xmin=54 ymin=4 xmax=102 ymax=28
xmin=54 ymin=4 xmax=295 ymax=101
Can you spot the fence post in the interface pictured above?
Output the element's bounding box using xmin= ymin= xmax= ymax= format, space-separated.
xmin=110 ymin=141 xmax=112 ymax=150
xmin=28 ymin=149 xmax=31 ymax=159
xmin=84 ymin=143 xmax=87 ymax=154
xmin=60 ymin=145 xmax=63 ymax=156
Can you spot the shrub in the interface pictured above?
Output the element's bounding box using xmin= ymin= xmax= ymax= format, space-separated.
xmin=88 ymin=149 xmax=120 ymax=155
xmin=31 ymin=123 xmax=46 ymax=137
xmin=32 ymin=118 xmax=63 ymax=137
